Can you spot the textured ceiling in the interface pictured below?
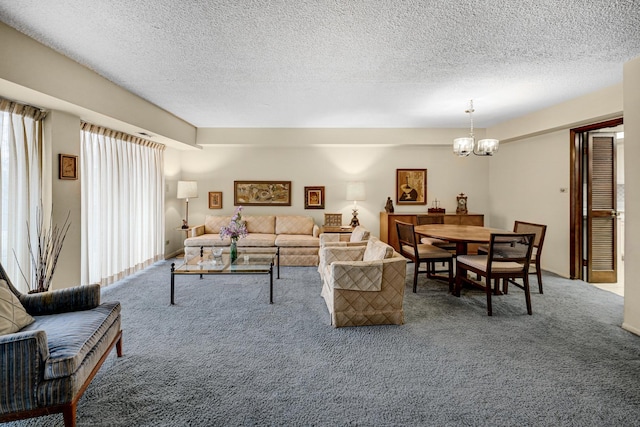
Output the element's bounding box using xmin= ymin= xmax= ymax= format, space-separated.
xmin=0 ymin=0 xmax=639 ymax=128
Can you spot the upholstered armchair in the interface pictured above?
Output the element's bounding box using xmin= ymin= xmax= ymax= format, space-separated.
xmin=317 ymin=225 xmax=370 ymax=279
xmin=0 ymin=263 xmax=122 ymax=426
xmin=320 ymin=237 xmax=407 ymax=327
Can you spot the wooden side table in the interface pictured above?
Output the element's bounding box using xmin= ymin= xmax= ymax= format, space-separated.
xmin=321 ymin=226 xmax=355 ymax=234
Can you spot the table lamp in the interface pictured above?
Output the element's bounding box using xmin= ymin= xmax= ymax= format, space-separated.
xmin=346 ymin=181 xmax=366 ymax=227
xmin=177 ymin=180 xmax=198 ymax=228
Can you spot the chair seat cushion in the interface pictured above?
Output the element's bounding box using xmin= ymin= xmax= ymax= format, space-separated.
xmin=22 ymin=301 xmax=121 ymax=380
xmin=457 ymin=255 xmax=524 ymax=273
xmin=403 ymin=244 xmax=452 ymax=259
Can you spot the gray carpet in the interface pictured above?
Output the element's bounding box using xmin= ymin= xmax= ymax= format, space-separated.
xmin=8 ymin=260 xmax=640 ymax=426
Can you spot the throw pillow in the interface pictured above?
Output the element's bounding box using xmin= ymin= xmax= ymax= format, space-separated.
xmin=0 ymin=279 xmax=35 ymax=335
xmin=349 ymin=226 xmax=370 ymax=242
xmin=363 ymin=240 xmax=394 ymax=261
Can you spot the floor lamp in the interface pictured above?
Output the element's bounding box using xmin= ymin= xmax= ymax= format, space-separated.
xmin=346 ymin=181 xmax=366 ymax=227
xmin=177 ymin=181 xmax=198 ymax=228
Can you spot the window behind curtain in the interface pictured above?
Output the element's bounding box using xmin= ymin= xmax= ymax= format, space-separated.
xmin=80 ymin=123 xmax=165 ymax=286
xmin=0 ymin=99 xmax=47 ymax=292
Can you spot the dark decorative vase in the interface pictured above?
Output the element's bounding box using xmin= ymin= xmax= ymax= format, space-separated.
xmin=230 ymin=239 xmax=238 ymax=263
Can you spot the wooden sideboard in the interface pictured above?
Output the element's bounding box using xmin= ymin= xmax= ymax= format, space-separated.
xmin=380 ymin=212 xmax=484 ymax=253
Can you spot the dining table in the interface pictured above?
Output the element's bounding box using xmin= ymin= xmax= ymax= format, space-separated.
xmin=413 ymin=224 xmax=514 ymax=256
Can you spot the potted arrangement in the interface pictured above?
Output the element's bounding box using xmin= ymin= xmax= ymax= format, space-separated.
xmin=219 ymin=206 xmax=248 ymax=262
xmin=15 ymin=207 xmax=71 ymax=293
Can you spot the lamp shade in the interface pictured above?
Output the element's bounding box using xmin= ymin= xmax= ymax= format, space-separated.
xmin=346 ymin=181 xmax=366 ymax=201
xmin=177 ymin=181 xmax=198 ymax=199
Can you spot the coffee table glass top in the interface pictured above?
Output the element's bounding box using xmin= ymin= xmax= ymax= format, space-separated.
xmin=174 ymin=252 xmax=276 ymax=274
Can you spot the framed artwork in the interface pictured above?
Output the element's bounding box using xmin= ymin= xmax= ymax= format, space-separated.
xmin=59 ymin=154 xmax=78 ymax=180
xmin=396 ymin=169 xmax=427 ymax=205
xmin=234 ymin=181 xmax=292 ymax=206
xmin=304 ymin=186 xmax=325 ymax=209
xmin=208 ymin=191 xmax=223 ymax=209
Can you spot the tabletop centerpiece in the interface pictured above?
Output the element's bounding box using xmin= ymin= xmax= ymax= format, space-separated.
xmin=220 ymin=206 xmax=248 ymax=263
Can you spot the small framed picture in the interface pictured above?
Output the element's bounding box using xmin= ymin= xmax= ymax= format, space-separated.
xmin=208 ymin=191 xmax=223 ymax=209
xmin=59 ymin=154 xmax=78 ymax=180
xmin=304 ymin=186 xmax=325 ymax=209
xmin=396 ymin=168 xmax=427 ymax=205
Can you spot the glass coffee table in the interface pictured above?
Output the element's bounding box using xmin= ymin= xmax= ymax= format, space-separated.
xmin=170 ymin=247 xmax=279 ymax=304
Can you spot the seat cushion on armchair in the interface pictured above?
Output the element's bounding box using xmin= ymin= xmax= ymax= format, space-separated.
xmin=21 ymin=302 xmax=121 ymax=380
xmin=0 ymin=280 xmax=34 ymax=335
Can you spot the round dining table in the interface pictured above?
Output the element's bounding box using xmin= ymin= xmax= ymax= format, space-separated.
xmin=413 ymin=224 xmax=514 ymax=256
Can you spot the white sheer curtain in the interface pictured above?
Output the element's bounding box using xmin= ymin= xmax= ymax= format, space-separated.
xmin=80 ymin=123 xmax=165 ymax=286
xmin=0 ymin=99 xmax=47 ymax=293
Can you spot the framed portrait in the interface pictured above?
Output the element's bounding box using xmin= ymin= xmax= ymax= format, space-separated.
xmin=208 ymin=191 xmax=223 ymax=209
xmin=304 ymin=186 xmax=325 ymax=209
xmin=59 ymin=154 xmax=78 ymax=180
xmin=396 ymin=169 xmax=427 ymax=205
xmin=234 ymin=181 xmax=292 ymax=206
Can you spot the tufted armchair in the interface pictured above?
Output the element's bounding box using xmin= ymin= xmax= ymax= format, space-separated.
xmin=317 ymin=225 xmax=370 ymax=279
xmin=320 ymin=237 xmax=407 ymax=327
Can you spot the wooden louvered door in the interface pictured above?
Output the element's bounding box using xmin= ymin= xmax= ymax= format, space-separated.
xmin=586 ymin=133 xmax=617 ymax=283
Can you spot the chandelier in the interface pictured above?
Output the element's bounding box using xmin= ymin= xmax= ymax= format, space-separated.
xmin=453 ymin=100 xmax=499 ymax=157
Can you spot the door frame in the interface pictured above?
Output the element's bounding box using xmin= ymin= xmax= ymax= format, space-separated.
xmin=569 ymin=117 xmax=623 ymax=280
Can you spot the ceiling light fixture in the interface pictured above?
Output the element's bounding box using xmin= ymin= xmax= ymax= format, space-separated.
xmin=453 ymin=100 xmax=499 ymax=157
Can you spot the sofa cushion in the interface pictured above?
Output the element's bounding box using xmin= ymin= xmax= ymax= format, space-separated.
xmin=184 ymin=234 xmax=231 ymax=247
xmin=0 ymin=279 xmax=35 ymax=335
xmin=22 ymin=301 xmax=121 ymax=380
xmin=204 ymin=215 xmax=232 ymax=234
xmin=363 ymin=240 xmax=394 ymax=261
xmin=242 ymin=215 xmax=275 ymax=234
xmin=275 ymin=234 xmax=320 ymax=247
xmin=350 ymin=226 xmax=370 ymax=242
xmin=237 ymin=233 xmax=276 ymax=247
xmin=275 ymin=216 xmax=314 ymax=235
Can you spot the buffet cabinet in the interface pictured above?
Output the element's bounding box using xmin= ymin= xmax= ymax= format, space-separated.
xmin=379 ymin=212 xmax=484 ymax=253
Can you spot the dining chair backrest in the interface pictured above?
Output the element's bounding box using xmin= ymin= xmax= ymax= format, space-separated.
xmin=487 ymin=233 xmax=536 ymax=273
xmin=395 ymin=220 xmax=418 ymax=259
xmin=416 ymin=214 xmax=444 ymax=225
xmin=513 ymin=221 xmax=546 ymax=251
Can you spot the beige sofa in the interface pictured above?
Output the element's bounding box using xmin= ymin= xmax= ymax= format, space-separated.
xmin=184 ymin=215 xmax=320 ymax=266
xmin=320 ymin=237 xmax=407 ymax=327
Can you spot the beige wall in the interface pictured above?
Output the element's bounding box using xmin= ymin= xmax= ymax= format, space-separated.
xmin=44 ymin=110 xmax=82 ymax=289
xmin=488 ymin=130 xmax=570 ymax=276
xmin=623 ymin=56 xmax=640 ymax=335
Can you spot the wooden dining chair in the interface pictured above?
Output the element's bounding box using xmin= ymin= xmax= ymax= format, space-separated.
xmin=478 ymin=221 xmax=547 ymax=293
xmin=395 ymin=220 xmax=454 ymax=293
xmin=415 ymin=214 xmax=456 ymax=252
xmin=454 ymin=233 xmax=536 ymax=316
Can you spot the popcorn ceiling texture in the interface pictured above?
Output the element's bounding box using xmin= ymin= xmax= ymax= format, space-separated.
xmin=0 ymin=0 xmax=639 ymax=128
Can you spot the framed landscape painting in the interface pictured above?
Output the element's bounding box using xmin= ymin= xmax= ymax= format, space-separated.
xmin=234 ymin=181 xmax=292 ymax=206
xmin=304 ymin=186 xmax=325 ymax=209
xmin=396 ymin=169 xmax=427 ymax=205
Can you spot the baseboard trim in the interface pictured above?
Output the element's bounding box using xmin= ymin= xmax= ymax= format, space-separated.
xmin=621 ymin=322 xmax=640 ymax=337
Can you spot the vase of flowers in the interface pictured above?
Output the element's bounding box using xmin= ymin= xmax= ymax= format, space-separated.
xmin=220 ymin=206 xmax=247 ymax=263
